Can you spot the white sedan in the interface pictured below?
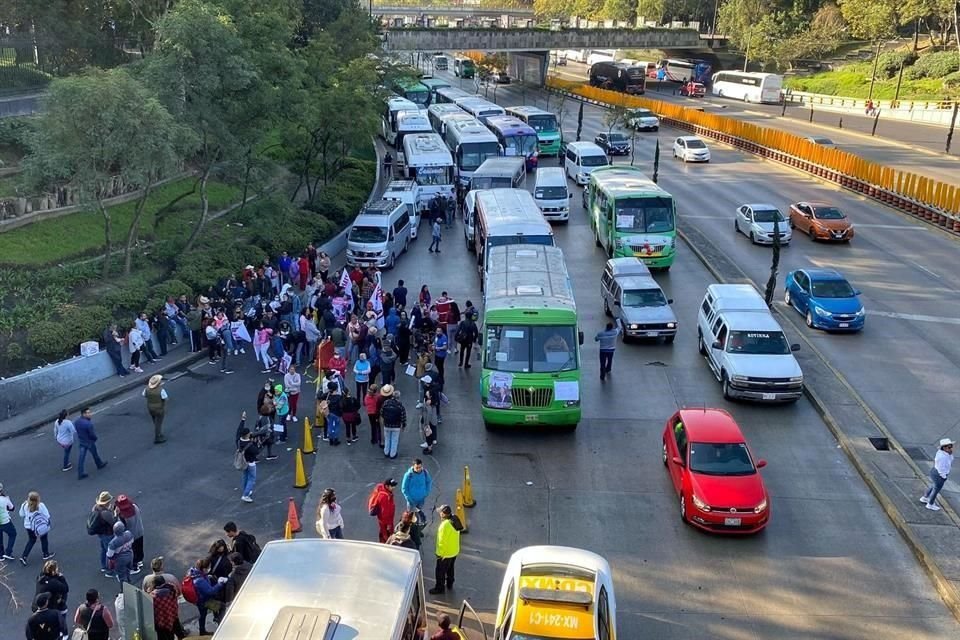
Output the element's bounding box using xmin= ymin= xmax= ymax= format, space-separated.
xmin=672 ymin=136 xmax=711 ymax=162
xmin=735 ymin=204 xmax=792 ymax=245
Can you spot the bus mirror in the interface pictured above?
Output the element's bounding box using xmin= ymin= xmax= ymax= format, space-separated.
xmin=578 ymin=331 xmax=584 ymax=346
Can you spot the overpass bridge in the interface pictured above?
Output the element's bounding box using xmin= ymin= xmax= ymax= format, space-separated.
xmin=372 ymin=4 xmax=534 ymax=18
xmin=381 ymin=27 xmax=709 ymax=52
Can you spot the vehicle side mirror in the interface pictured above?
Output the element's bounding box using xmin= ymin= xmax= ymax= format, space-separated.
xmin=672 ymin=456 xmax=684 ymax=467
xmin=667 ymin=299 xmax=674 ymax=304
xmin=712 ymin=340 xmax=722 ymax=350
xmin=578 ymin=331 xmax=584 ymax=346
xmin=790 ymin=343 xmax=801 ymax=352
xmin=853 ymin=289 xmax=861 ymax=296
xmin=614 ymin=299 xmax=621 ymax=306
xmin=756 ymin=459 xmax=767 ymax=469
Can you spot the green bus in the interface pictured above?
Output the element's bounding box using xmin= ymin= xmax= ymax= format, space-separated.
xmin=481 ymin=244 xmax=583 ymax=430
xmin=586 ymin=165 xmax=677 ymax=269
xmin=505 ymin=106 xmax=562 ymax=157
xmin=392 ymin=79 xmax=429 ymax=108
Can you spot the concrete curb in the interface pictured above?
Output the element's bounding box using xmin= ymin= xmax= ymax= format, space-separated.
xmin=676 ymin=225 xmax=960 ymax=624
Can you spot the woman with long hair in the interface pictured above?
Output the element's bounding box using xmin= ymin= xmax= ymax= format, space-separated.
xmin=19 ymin=491 xmax=52 ymax=565
xmin=54 ymin=409 xmax=76 ymax=472
xmin=315 ymin=488 xmax=345 ymax=539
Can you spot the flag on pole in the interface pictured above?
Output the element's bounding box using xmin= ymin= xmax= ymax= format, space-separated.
xmin=338 ymin=267 xmax=354 ymax=314
xmin=371 ymin=282 xmax=385 ymax=331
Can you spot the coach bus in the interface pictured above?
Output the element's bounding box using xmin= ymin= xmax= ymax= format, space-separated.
xmin=419 ymin=77 xmax=451 ymax=104
xmin=586 ymin=165 xmax=677 ymax=269
xmin=382 ymin=96 xmax=420 ymax=146
xmin=473 ymin=188 xmax=553 ymax=278
xmin=711 ymin=71 xmax=783 ymax=104
xmin=454 ymin=96 xmax=506 ymax=124
xmin=393 ymin=111 xmax=433 ymax=156
xmin=454 ymin=55 xmax=476 ymax=78
xmin=443 ymin=117 xmax=502 ymax=186
xmin=402 ymin=132 xmax=456 ymax=220
xmin=435 ymin=86 xmax=474 ymax=104
xmin=392 ymin=79 xmax=430 ymax=108
xmin=655 ymin=58 xmax=712 ymax=84
xmin=484 ymin=115 xmax=539 ymax=170
xmin=481 ymin=244 xmax=582 ymax=430
xmin=505 ymin=106 xmax=561 ymax=156
xmin=427 ymin=103 xmax=469 ymax=135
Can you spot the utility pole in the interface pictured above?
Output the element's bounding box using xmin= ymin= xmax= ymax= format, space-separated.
xmin=743 ymin=36 xmax=750 ymax=72
xmin=946 ymin=103 xmax=959 ymax=154
xmin=867 ymin=41 xmax=882 ymax=101
xmin=893 ymin=60 xmax=905 ymax=106
xmin=712 ymin=0 xmax=721 ymax=35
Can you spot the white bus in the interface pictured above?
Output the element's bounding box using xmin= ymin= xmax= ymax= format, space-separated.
xmin=211 ymin=539 xmax=428 ymax=640
xmin=403 ymin=132 xmax=456 ymax=219
xmin=427 ymin=103 xmax=468 ymax=135
xmin=382 ymin=96 xmax=420 ymax=146
xmin=393 ymin=111 xmax=433 ymax=158
xmin=656 ymin=58 xmax=702 ymax=83
xmin=443 ymin=117 xmax=502 ymax=186
xmin=586 ymin=49 xmax=616 ymax=66
xmin=435 ymin=86 xmax=474 ymax=104
xmin=454 ymin=96 xmax=506 ymax=124
xmin=712 ymin=71 xmax=784 ymax=104
xmin=473 ymin=188 xmax=554 ymax=279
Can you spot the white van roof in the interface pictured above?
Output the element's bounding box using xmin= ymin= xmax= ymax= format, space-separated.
xmin=706 ymin=284 xmax=768 ymax=311
xmin=535 ymin=166 xmax=566 ymax=184
xmin=566 ymin=141 xmax=606 ymax=155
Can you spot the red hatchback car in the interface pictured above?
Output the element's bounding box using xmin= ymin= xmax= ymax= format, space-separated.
xmin=662 ymin=408 xmax=770 ymax=534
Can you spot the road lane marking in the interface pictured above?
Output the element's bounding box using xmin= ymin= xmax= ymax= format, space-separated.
xmin=869 ymin=310 xmax=960 ymax=325
xmin=855 ymin=223 xmax=929 ymax=230
xmin=909 ymin=262 xmax=941 ymax=279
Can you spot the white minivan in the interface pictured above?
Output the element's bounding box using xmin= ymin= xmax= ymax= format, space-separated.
xmin=564 ymin=141 xmax=609 ymax=185
xmin=346 ymin=199 xmax=410 ymax=269
xmin=533 ymin=166 xmax=571 ymax=222
xmin=382 ymin=180 xmax=420 ymax=239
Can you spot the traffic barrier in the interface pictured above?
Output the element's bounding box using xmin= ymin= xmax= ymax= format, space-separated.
xmin=284 ymin=520 xmax=294 ymax=540
xmin=455 ymin=488 xmax=469 ymax=534
xmin=287 ymin=496 xmax=302 ymax=533
xmin=293 ymin=448 xmax=310 ymax=489
xmin=546 ymin=79 xmax=960 ymax=234
xmin=302 ymin=417 xmax=315 ymax=455
xmin=462 ymin=466 xmax=476 ymax=508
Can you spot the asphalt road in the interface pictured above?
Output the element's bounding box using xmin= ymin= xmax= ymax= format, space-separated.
xmin=550 ymin=62 xmax=960 ymax=184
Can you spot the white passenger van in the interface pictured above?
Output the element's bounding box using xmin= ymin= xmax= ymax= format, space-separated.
xmin=346 ymin=199 xmax=410 ymax=269
xmin=383 ymin=180 xmax=420 ymax=239
xmin=564 ymin=141 xmax=609 ymax=185
xmin=533 ymin=166 xmax=571 ymax=222
xmin=211 ymin=539 xmax=427 ymax=640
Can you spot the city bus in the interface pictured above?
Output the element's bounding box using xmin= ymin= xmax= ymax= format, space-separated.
xmin=435 ymin=86 xmax=474 ymax=104
xmin=427 ymin=103 xmax=469 ymax=135
xmin=711 ymin=71 xmax=783 ymax=104
xmin=454 ymin=96 xmax=506 ymax=123
xmin=586 ymin=165 xmax=677 ymax=269
xmin=392 ymin=79 xmax=430 ymax=108
xmin=505 ymin=106 xmax=561 ymax=156
xmin=655 ymin=58 xmax=712 ymax=83
xmin=393 ymin=111 xmax=433 ymax=156
xmin=484 ymin=115 xmax=539 ymax=171
xmin=211 ymin=539 xmax=428 ymax=639
xmin=443 ymin=117 xmax=502 ymax=186
xmin=454 ymin=55 xmax=476 ymax=78
xmin=481 ymin=245 xmax=582 ymax=430
xmin=402 ymin=132 xmax=456 ymax=220
xmin=381 ymin=96 xmax=420 ymax=146
xmin=420 ymin=77 xmax=451 ymax=104
xmin=473 ymin=188 xmax=553 ymax=278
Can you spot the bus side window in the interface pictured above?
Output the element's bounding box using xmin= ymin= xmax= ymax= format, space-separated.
xmin=402 ymin=582 xmax=425 ymax=640
xmin=598 ymin=585 xmax=612 ymax=640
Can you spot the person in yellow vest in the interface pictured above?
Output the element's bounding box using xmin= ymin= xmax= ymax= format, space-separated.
xmin=142 ymin=375 xmax=168 ymax=444
xmin=429 ymin=505 xmax=463 ymax=595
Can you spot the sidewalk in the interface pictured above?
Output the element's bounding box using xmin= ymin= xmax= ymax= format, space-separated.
xmin=679 ymin=220 xmax=960 ymax=623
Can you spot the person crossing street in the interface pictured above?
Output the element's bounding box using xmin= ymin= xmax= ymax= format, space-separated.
xmin=142 ymin=375 xmax=168 ymax=444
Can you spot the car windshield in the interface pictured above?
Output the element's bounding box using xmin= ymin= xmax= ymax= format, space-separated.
xmin=752 ymin=208 xmax=785 ymax=223
xmin=684 ymin=139 xmax=706 ymax=149
xmin=484 ymin=325 xmax=578 ymax=373
xmin=349 ymin=226 xmax=387 ymax=243
xmin=623 ymin=288 xmax=667 ymax=307
xmin=689 ymin=442 xmax=756 ymax=475
xmin=536 ymin=186 xmax=567 ymax=199
xmin=527 ymin=114 xmax=558 ymax=133
xmin=812 ymin=137 xmax=833 ymax=144
xmin=632 ymin=109 xmax=653 ymax=118
xmin=614 ymin=197 xmax=675 ymax=233
xmin=813 ymin=207 xmax=845 ymax=220
xmin=607 ymin=133 xmax=627 ymax=142
xmin=726 ymin=330 xmax=791 ymax=355
xmin=580 ymin=154 xmax=608 ymax=167
xmin=811 ymin=279 xmax=856 ymax=298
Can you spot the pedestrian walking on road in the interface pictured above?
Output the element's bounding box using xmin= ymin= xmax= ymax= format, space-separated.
xmin=25 ymin=593 xmax=62 ymax=640
xmin=324 ymin=381 xmax=344 ymax=446
xmin=73 ymin=589 xmax=114 ymax=640
xmin=379 ymin=385 xmax=407 ymax=459
xmin=18 ymin=491 xmax=53 ymax=566
xmin=353 ymin=352 xmax=371 ymax=400
xmin=188 ymin=558 xmax=227 ymax=636
xmin=142 ymin=375 xmax=168 ymax=444
xmin=136 ymin=312 xmax=161 ymax=363
xmin=455 ymin=313 xmax=478 ymax=368
xmin=420 ymin=390 xmax=439 ymax=454
xmin=433 ymin=327 xmax=448 ymax=378
xmin=75 ymin=407 xmax=108 ymax=480
xmin=0 ymin=483 xmax=16 ymax=560
xmin=114 ymin=495 xmax=144 ymax=572
xmin=366 ymin=384 xmax=383 ymax=447
xmin=316 ymin=488 xmax=345 ymax=539
xmin=103 ymin=324 xmax=128 ymax=378
xmin=594 ymin=321 xmax=621 ymax=381
xmin=401 ymin=459 xmax=433 ymax=512
xmin=342 ymin=387 xmax=362 ymax=444
xmin=429 ymin=505 xmax=462 ymax=595
xmin=88 ymin=492 xmax=117 ymax=576
xmin=106 ymin=521 xmax=134 ymax=584
xmin=368 ymin=478 xmax=398 ymax=543
xmin=142 ymin=556 xmax=179 ymax=595
xmin=921 ymin=438 xmax=954 ymax=511
xmin=54 ymin=410 xmax=76 ymax=472
xmin=222 ymin=552 xmax=252 ymax=609
xmin=284 ymin=365 xmax=302 ymax=423
xmin=428 ymin=218 xmax=442 ymax=253
xmin=149 ymin=575 xmax=185 ymax=640
xmin=236 ymin=425 xmax=259 ymax=503
xmin=33 ymin=559 xmax=69 ymax=632
xmin=274 ymin=384 xmax=290 ymax=442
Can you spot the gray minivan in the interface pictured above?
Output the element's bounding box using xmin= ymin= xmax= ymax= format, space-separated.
xmin=346 ymin=199 xmax=410 ymax=269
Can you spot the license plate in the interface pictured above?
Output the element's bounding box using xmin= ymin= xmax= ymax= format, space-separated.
xmin=525 ymin=415 xmax=538 ymax=423
xmin=839 ymin=322 xmax=849 ymax=328
xmin=646 ymin=331 xmax=658 ymax=337
xmin=724 ymin=517 xmax=742 ymax=526
xmin=762 ymin=393 xmax=776 ymax=400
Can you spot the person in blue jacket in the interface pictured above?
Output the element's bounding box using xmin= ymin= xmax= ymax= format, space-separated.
xmin=401 ymin=458 xmax=433 ymax=511
xmin=385 ymin=308 xmax=401 ymax=340
xmin=189 ymin=557 xmax=226 ymax=635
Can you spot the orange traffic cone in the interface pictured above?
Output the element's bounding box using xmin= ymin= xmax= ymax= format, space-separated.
xmin=287 ymin=496 xmax=302 ymax=533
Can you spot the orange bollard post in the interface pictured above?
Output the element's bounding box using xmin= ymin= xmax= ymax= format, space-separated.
xmin=284 ymin=519 xmax=294 ymax=540
xmin=455 ymin=488 xmax=469 ymax=535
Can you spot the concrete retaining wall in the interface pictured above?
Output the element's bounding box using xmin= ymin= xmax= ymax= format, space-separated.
xmin=787 ymin=91 xmax=958 ymax=128
xmin=383 ymin=27 xmax=702 ymax=52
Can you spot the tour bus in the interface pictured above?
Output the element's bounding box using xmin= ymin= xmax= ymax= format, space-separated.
xmin=420 ymin=77 xmax=451 ymax=104
xmin=382 ymin=97 xmax=420 ymax=146
xmin=433 ymin=54 xmax=448 ymax=71
xmin=454 ymin=55 xmax=476 ymax=78
xmin=392 ymin=79 xmax=430 ymax=108
xmin=473 ymin=188 xmax=553 ymax=278
xmin=481 ymin=245 xmax=582 ymax=429
xmin=493 ymin=546 xmax=617 ymax=639
xmin=428 ymin=103 xmax=469 ymax=135
xmin=435 ymin=86 xmax=474 ymax=105
xmin=587 ymin=165 xmax=677 ymax=269
xmin=589 ymin=60 xmax=646 ymax=94
xmin=506 ymin=106 xmax=562 ymax=156
xmin=211 ymin=539 xmax=428 ymax=640
xmin=402 ymin=132 xmax=456 ymax=221
xmin=443 ymin=117 xmax=502 ymax=186
xmin=712 ymin=71 xmax=784 ymax=104
xmin=393 ymin=111 xmax=433 ymax=158
xmin=454 ymin=96 xmax=506 ymax=123
xmin=484 ymin=115 xmax=539 ymax=170
xmin=586 ymin=49 xmax=616 ymax=66
xmin=655 ymin=58 xmax=712 ymax=83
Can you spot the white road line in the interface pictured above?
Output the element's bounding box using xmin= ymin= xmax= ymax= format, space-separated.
xmin=869 ymin=310 xmax=960 ymax=325
xmin=855 ymin=223 xmax=929 ymax=230
xmin=909 ymin=262 xmax=942 ymax=279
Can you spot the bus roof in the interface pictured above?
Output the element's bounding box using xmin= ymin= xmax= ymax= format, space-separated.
xmin=435 ymin=87 xmax=473 ymax=101
xmin=589 ymin=165 xmax=672 ymax=199
xmin=395 ymin=78 xmax=427 ymax=90
xmin=396 ymin=111 xmax=432 ymax=131
xmin=212 ymin=539 xmax=421 ymax=640
xmin=484 ymin=245 xmax=575 ymax=315
xmin=485 ymin=115 xmax=537 ymax=136
xmin=387 ymin=97 xmax=418 ymax=113
xmin=473 ymin=156 xmax=526 ymax=178
xmin=448 ymin=118 xmax=499 ymax=143
xmin=476 ymin=188 xmax=553 ymax=241
xmin=420 ymin=78 xmax=450 ymax=90
xmin=403 ymin=133 xmax=453 ymax=166
xmin=506 ymin=106 xmax=554 ymax=117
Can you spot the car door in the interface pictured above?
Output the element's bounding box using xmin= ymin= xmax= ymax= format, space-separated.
xmin=610 ymin=281 xmax=623 ymax=323
xmin=673 ymin=138 xmax=683 ymax=157
xmin=601 ymin=267 xmax=613 ymax=307
xmin=596 ymin=133 xmax=607 ymax=150
xmin=794 ymin=203 xmax=811 ymax=233
xmin=736 ymin=205 xmax=750 ymax=231
xmin=669 ymin=417 xmax=688 ymax=491
xmin=708 ymin=319 xmax=727 ymax=373
xmin=794 ymin=270 xmax=811 ymax=312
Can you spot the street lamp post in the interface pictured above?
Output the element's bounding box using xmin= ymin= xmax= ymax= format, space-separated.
xmin=867 ymin=41 xmax=882 ymax=101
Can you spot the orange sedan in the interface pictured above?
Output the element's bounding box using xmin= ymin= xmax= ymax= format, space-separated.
xmin=789 ymin=202 xmax=855 ymax=242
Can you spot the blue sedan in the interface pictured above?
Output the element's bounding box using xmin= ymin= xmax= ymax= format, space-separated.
xmin=784 ymin=268 xmax=865 ymax=331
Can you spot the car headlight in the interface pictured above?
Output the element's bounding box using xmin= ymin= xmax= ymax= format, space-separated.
xmin=564 ymin=400 xmax=580 ymax=407
xmin=855 ymin=308 xmax=865 ymax=316
xmin=666 ymin=322 xmax=676 ymax=328
xmin=731 ymin=375 xmax=749 ymax=383
xmin=615 ymin=238 xmax=624 ymax=249
xmin=670 ymin=236 xmax=677 ymax=248
xmin=754 ymin=498 xmax=768 ymax=513
xmin=789 ymin=376 xmax=804 ymax=383
xmin=813 ymin=305 xmax=831 ymax=317
xmin=629 ymin=324 xmax=639 ymax=330
xmin=691 ymin=493 xmax=711 ymax=512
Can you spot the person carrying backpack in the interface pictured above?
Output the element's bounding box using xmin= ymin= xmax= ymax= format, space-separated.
xmin=223 ymin=522 xmax=261 ymax=563
xmin=367 ymin=478 xmax=398 ymax=543
xmin=18 ymin=491 xmax=53 ymax=566
xmin=87 ymin=492 xmax=116 ymax=576
xmin=455 ymin=314 xmax=478 ymax=369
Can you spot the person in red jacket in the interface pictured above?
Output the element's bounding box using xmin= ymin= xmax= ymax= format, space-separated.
xmin=297 ymin=254 xmax=310 ymax=291
xmin=368 ymin=478 xmax=398 ymax=543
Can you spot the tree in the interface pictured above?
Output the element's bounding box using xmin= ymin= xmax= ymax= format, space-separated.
xmin=21 ymin=68 xmax=187 ymax=278
xmin=603 ymin=0 xmax=637 ymax=22
xmin=839 ymin=0 xmax=900 ymax=40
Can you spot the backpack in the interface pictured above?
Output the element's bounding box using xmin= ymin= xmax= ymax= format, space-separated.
xmin=32 ymin=511 xmax=51 ymax=537
xmin=233 ymin=444 xmax=249 ymax=471
xmin=181 ymin=575 xmax=198 ymax=604
xmin=86 ymin=509 xmax=108 ymax=536
xmin=236 ymin=532 xmax=262 ymax=562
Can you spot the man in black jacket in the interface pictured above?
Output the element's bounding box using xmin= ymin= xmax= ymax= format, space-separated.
xmin=223 ymin=522 xmax=261 ymax=564
xmin=26 ymin=593 xmax=62 ymax=640
xmin=223 ymin=552 xmax=253 ymax=606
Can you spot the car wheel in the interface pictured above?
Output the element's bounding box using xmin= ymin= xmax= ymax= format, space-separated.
xmin=784 ymin=289 xmax=792 ymax=307
xmin=806 ymin=310 xmax=815 ymax=328
xmin=697 ymin=330 xmax=707 ymax=355
xmin=662 ymin=440 xmax=668 ymax=466
xmin=388 ymin=253 xmax=396 ymax=269
xmin=722 ymin=373 xmax=734 ymax=400
xmin=749 ymin=231 xmax=756 ymax=244
xmin=809 ymin=228 xmax=816 ymax=240
xmin=679 ymin=493 xmax=687 ymax=522
xmin=665 ymin=335 xmax=676 ymax=344
xmin=734 ymin=218 xmax=739 ymax=233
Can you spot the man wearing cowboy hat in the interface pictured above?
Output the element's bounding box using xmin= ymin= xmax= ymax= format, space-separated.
xmin=141 ymin=376 xmax=168 ymax=444
xmin=379 ymin=385 xmax=406 ymax=459
xmin=89 ymin=492 xmax=117 ymax=577
xmin=921 ymin=438 xmax=954 ymax=511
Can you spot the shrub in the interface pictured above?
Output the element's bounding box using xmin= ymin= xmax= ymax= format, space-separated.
xmin=99 ymin=276 xmax=151 ymax=315
xmin=904 ymin=51 xmax=960 ymax=80
xmin=876 ymin=51 xmax=917 ymax=80
xmin=248 ymin=197 xmax=337 ymax=257
xmin=943 ymin=71 xmax=960 ymax=90
xmin=28 ymin=304 xmax=113 ymax=359
xmin=144 ymin=278 xmax=194 ymax=313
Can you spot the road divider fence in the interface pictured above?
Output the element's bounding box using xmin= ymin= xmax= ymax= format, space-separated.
xmin=546 ymin=78 xmax=960 ymax=233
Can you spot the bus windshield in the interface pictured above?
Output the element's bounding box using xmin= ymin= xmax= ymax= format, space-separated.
xmin=527 ymin=114 xmax=558 ymax=133
xmin=504 ymin=134 xmax=538 ymax=157
xmin=406 ymin=89 xmax=429 ymax=106
xmin=413 ymin=166 xmax=452 ymax=186
xmin=460 ymin=142 xmax=501 ymax=171
xmin=472 ymin=177 xmax=514 ymax=190
xmin=614 ymin=197 xmax=675 ymax=233
xmin=488 ymin=235 xmax=554 ymax=249
xmin=485 ymin=325 xmax=578 ymax=373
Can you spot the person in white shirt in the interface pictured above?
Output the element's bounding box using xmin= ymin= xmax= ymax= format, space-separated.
xmin=921 ymin=438 xmax=954 ymax=511
xmin=135 ymin=313 xmax=160 ymax=363
xmin=0 ymin=483 xmax=16 ymax=560
xmin=315 ymin=488 xmax=344 ymax=539
xmin=284 ymin=366 xmax=302 ymax=423
xmin=54 ymin=410 xmax=76 ymax=472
